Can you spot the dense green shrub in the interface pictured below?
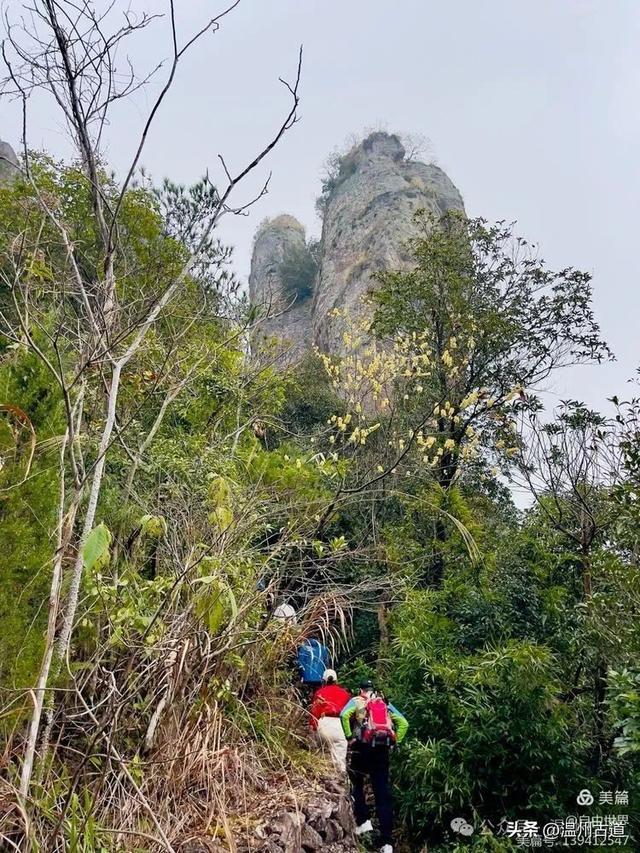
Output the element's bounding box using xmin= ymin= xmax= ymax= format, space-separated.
xmin=278 ymin=241 xmax=318 ymax=303
xmin=0 ymin=351 xmax=63 ymax=696
xmin=388 ymin=593 xmax=583 ymax=843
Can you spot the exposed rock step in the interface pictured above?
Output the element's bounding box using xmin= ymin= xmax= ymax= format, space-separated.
xmin=180 ymin=777 xmax=356 ymax=853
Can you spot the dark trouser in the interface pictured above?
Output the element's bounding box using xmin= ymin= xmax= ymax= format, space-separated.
xmin=348 ymin=743 xmax=393 ymax=845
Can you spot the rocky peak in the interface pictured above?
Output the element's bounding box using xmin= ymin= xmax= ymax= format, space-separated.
xmin=249 ymin=215 xmax=307 ymax=311
xmin=249 ymin=214 xmax=315 ymax=364
xmin=249 ymin=131 xmax=465 ymax=361
xmin=354 ymin=130 xmax=405 ymax=165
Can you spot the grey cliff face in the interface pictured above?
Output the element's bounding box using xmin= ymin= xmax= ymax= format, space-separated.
xmin=0 ymin=139 xmax=19 ymax=186
xmin=248 ymin=214 xmax=314 ymax=364
xmin=249 ymin=132 xmax=465 ymax=361
xmin=312 ymin=132 xmax=464 ymax=354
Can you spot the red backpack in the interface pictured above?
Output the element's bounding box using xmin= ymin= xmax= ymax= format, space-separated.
xmin=360 ymin=696 xmax=396 ymax=746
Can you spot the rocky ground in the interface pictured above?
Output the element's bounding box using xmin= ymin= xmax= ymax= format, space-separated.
xmin=179 ymin=773 xmax=357 ymax=853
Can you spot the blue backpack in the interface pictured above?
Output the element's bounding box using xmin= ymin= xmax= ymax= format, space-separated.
xmin=297 ymin=639 xmax=329 ymax=683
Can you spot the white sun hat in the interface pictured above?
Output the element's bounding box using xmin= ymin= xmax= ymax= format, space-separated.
xmin=273 ymin=602 xmax=297 ymax=623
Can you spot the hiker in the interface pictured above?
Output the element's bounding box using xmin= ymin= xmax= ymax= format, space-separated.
xmin=273 ymin=601 xmax=297 ymax=624
xmin=340 ymin=679 xmax=408 ymax=853
xmin=309 ymin=668 xmax=351 ymax=773
xmin=297 ymin=637 xmax=329 ymax=689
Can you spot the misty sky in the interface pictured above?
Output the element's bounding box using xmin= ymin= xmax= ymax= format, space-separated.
xmin=4 ymin=0 xmax=640 ymax=417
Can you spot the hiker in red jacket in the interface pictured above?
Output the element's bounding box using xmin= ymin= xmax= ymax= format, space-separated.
xmin=309 ymin=668 xmax=351 ymax=772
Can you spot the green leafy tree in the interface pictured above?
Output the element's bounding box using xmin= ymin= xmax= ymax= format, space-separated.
xmin=372 ymin=211 xmax=611 ymax=491
xmin=608 ymin=669 xmax=640 ymax=757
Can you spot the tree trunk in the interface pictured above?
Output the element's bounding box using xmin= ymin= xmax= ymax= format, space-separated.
xmin=377 ymin=598 xmax=389 ymax=669
xmin=429 ymin=516 xmax=447 ymax=587
xmin=581 ymin=551 xmax=592 ymax=598
xmin=19 ymin=436 xmax=71 ymax=801
xmin=591 ymin=660 xmax=608 ymax=772
xmin=579 ymin=506 xmax=594 ymax=599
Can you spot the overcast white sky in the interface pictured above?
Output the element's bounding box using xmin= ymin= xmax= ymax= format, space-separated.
xmin=4 ymin=0 xmax=640 ymax=417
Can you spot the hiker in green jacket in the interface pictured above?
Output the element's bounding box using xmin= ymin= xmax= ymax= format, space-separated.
xmin=340 ymin=680 xmax=408 ymax=853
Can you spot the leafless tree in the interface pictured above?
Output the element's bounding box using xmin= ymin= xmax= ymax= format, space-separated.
xmin=513 ymin=401 xmax=621 ymax=598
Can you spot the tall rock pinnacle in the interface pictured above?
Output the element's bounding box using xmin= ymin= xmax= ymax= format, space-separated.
xmin=248 ymin=214 xmax=315 ymax=363
xmin=249 ymin=132 xmax=464 ymax=361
